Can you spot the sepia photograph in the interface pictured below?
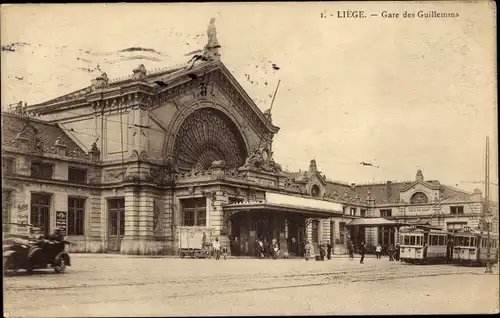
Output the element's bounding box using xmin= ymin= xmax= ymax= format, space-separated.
xmin=1 ymin=1 xmax=498 ymax=316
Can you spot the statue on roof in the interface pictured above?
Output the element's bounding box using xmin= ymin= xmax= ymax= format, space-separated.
xmin=184 ymin=17 xmax=221 ymax=70
xmin=204 ymin=17 xmax=221 ymax=61
xmin=416 ymin=169 xmax=424 ymax=181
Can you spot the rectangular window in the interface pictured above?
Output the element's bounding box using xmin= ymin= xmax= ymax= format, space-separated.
xmin=339 ymin=222 xmax=345 ymax=245
xmin=438 ymin=235 xmax=445 ymax=245
xmin=403 ymin=235 xmax=410 ymax=245
xmin=380 ymin=209 xmax=392 ymax=218
xmin=68 ymin=167 xmax=87 ymax=183
xmin=2 ymin=190 xmax=12 ymax=232
xmin=410 ymin=236 xmax=416 ymax=245
xmin=31 ymin=161 xmax=53 ymax=179
xmin=68 ymin=197 xmax=85 ymax=235
xmin=31 ymin=193 xmax=51 ymax=234
xmin=2 ymin=158 xmax=14 ymax=176
xmin=108 ymin=198 xmax=125 ymax=236
xmin=181 ymin=198 xmax=207 ymax=227
xmin=431 ymin=235 xmax=439 ymax=246
xmin=360 ymin=209 xmax=366 ymax=218
xmin=450 ymin=206 xmax=465 ymax=215
xmin=311 ymin=220 xmax=320 ymax=244
xmin=350 ymin=208 xmax=356 ymax=216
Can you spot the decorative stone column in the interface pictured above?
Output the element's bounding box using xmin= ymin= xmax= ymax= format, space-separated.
xmin=85 ymin=193 xmax=104 ymax=253
xmin=120 ymin=187 xmax=160 ymax=255
xmin=365 ymin=194 xmax=377 ymax=249
xmin=209 ymin=189 xmax=229 ymax=247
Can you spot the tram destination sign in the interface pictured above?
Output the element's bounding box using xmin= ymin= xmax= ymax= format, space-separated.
xmin=56 ymin=211 xmax=67 ymax=236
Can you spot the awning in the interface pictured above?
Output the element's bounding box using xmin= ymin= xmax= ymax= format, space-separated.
xmin=223 ymin=202 xmax=341 ymax=219
xmin=347 ymin=217 xmax=401 ymax=227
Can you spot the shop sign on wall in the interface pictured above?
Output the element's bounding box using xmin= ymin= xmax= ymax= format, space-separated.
xmin=56 ymin=211 xmax=67 ymax=236
xmin=16 ymin=203 xmax=29 ymax=234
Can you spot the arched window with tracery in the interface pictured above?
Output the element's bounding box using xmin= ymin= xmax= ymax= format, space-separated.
xmin=410 ymin=192 xmax=428 ymax=204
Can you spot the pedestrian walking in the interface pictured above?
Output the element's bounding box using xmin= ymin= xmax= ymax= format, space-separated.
xmin=319 ymin=241 xmax=325 ymax=261
xmin=263 ymin=238 xmax=269 ymax=258
xmin=305 ymin=240 xmax=312 ymax=261
xmin=388 ymin=243 xmax=394 ymax=261
xmin=213 ymin=237 xmax=221 ymax=260
xmin=348 ymin=241 xmax=354 ymax=260
xmin=376 ymin=244 xmax=382 ymax=259
xmin=257 ymin=238 xmax=264 ymax=259
xmin=360 ymin=242 xmax=366 ymax=264
xmin=222 ymin=244 xmax=228 ymax=260
xmin=395 ymin=242 xmax=401 ymax=261
xmin=327 ymin=241 xmax=332 ymax=260
xmin=271 ymin=239 xmax=279 ymax=259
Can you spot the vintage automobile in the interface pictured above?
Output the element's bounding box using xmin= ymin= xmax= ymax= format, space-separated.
xmin=3 ymin=223 xmax=71 ymax=274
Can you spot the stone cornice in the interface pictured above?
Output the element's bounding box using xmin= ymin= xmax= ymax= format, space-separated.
xmin=1 ymin=146 xmax=94 ymax=165
xmin=3 ymin=174 xmax=96 ymax=189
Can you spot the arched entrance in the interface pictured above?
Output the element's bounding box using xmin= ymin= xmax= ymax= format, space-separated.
xmin=173 ymin=108 xmax=248 ymax=171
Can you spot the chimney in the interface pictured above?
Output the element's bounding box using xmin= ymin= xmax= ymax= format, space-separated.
xmin=350 ymin=182 xmax=356 ymax=190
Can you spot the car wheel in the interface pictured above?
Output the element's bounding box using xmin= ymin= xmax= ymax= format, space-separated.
xmin=3 ymin=258 xmax=17 ymax=275
xmin=54 ymin=259 xmax=66 ymax=274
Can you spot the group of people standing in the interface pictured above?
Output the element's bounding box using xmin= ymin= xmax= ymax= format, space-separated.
xmin=304 ymin=240 xmax=333 ymax=261
xmin=375 ymin=243 xmax=401 ymax=261
xmin=347 ymin=241 xmax=401 ymax=264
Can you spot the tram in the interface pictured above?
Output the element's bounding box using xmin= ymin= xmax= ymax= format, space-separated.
xmin=399 ymin=226 xmax=451 ymax=265
xmin=451 ymin=229 xmax=499 ymax=266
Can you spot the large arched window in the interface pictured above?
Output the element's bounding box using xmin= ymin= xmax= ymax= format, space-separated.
xmin=173 ymin=108 xmax=248 ymax=171
xmin=410 ymin=192 xmax=428 ymax=204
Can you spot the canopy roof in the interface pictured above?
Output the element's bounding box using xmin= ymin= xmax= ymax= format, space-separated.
xmin=347 ymin=217 xmax=401 ymax=227
xmin=223 ymin=202 xmax=341 ymax=219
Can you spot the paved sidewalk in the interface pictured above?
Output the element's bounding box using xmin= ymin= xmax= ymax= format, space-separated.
xmin=71 ymin=252 xmax=379 ymax=259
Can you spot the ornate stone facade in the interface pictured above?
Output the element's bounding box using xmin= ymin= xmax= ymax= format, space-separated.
xmin=3 ymin=55 xmax=494 ymax=257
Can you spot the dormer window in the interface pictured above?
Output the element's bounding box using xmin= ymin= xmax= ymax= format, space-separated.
xmin=311 ymin=184 xmax=321 ymax=198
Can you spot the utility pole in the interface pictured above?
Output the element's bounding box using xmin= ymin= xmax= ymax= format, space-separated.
xmin=484 ymin=136 xmax=493 ymax=274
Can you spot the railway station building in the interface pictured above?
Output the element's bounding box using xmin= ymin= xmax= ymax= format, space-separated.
xmin=2 ymin=27 xmax=497 ymax=256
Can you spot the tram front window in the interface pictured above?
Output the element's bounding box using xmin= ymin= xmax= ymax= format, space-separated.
xmin=404 ymin=235 xmax=410 ymax=245
xmin=463 ymin=236 xmax=470 ymax=246
xmin=410 ymin=236 xmax=416 ymax=246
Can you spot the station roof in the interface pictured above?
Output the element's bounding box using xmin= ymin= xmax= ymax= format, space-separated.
xmin=347 ymin=217 xmax=401 ymax=227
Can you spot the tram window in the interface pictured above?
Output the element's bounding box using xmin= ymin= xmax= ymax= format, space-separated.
xmin=404 ymin=235 xmax=410 ymax=245
xmin=481 ymin=238 xmax=486 ymax=248
xmin=463 ymin=237 xmax=470 ymax=246
xmin=431 ymin=235 xmax=438 ymax=246
xmin=470 ymin=237 xmax=476 ymax=247
xmin=410 ymin=236 xmax=416 ymax=245
xmin=442 ymin=236 xmax=447 ymax=245
xmin=455 ymin=236 xmax=462 ymax=246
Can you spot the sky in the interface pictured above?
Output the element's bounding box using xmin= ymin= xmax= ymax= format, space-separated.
xmin=1 ymin=2 xmax=497 ymax=199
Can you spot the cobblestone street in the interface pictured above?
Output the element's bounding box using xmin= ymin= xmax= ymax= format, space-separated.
xmin=4 ymin=254 xmax=499 ymax=317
